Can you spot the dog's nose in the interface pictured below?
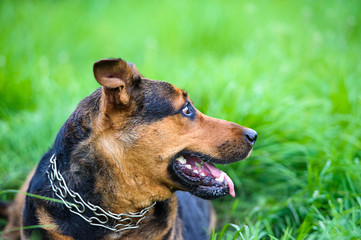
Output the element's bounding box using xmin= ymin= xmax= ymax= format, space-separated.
xmin=244 ymin=128 xmax=257 ymax=145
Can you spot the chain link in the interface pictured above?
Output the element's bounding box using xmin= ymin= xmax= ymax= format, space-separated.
xmin=46 ymin=154 xmax=156 ymax=232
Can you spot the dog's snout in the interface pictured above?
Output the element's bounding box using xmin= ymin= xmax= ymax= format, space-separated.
xmin=244 ymin=128 xmax=257 ymax=145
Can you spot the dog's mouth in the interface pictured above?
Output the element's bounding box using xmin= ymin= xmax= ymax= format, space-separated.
xmin=170 ymin=152 xmax=236 ymax=200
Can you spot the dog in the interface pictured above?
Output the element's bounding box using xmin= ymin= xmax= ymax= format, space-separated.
xmin=1 ymin=58 xmax=257 ymax=240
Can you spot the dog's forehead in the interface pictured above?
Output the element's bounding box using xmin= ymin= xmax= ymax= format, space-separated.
xmin=143 ymin=80 xmax=184 ymax=99
xmin=143 ymin=79 xmax=176 ymax=94
xmin=141 ymin=79 xmax=185 ymax=121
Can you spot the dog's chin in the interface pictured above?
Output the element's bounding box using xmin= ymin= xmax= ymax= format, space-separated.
xmin=168 ymin=151 xmax=243 ymax=200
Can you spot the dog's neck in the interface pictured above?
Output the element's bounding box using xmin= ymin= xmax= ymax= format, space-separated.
xmin=47 ymin=153 xmax=178 ymax=237
xmin=51 ymin=147 xmax=162 ymax=213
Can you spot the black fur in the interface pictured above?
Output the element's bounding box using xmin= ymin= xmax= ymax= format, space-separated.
xmin=22 ymin=90 xmax=105 ymax=239
xmin=141 ymin=79 xmax=178 ymax=122
xmin=22 ymin=81 xmax=213 ymax=239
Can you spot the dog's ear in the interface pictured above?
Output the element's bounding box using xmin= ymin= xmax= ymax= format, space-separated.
xmin=93 ymin=58 xmax=140 ymax=106
xmin=127 ymin=62 xmax=144 ymax=78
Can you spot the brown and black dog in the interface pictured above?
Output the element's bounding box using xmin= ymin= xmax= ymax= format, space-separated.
xmin=1 ymin=58 xmax=257 ymax=240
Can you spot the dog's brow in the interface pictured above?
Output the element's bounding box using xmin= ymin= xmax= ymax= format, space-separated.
xmin=182 ymin=91 xmax=188 ymax=99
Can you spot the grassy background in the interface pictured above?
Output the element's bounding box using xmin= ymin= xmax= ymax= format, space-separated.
xmin=1 ymin=0 xmax=361 ymax=239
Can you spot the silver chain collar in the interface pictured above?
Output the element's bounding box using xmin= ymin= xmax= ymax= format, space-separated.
xmin=46 ymin=154 xmax=156 ymax=232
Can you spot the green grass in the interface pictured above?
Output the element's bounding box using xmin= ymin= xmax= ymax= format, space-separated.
xmin=1 ymin=0 xmax=361 ymax=239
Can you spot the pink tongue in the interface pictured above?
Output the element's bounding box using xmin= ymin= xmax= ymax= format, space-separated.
xmin=224 ymin=173 xmax=235 ymax=197
xmin=203 ymin=162 xmax=235 ymax=197
xmin=203 ymin=162 xmax=222 ymax=178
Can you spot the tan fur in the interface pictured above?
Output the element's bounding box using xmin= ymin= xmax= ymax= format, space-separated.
xmin=1 ymin=169 xmax=35 ymax=240
xmin=122 ymin=195 xmax=181 ymax=240
xmin=35 ymin=207 xmax=74 ymax=240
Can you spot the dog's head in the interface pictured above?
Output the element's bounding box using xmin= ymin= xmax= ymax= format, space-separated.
xmin=91 ymin=58 xmax=256 ymax=204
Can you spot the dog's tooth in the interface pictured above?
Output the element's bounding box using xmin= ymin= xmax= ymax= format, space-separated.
xmin=194 ymin=169 xmax=199 ymax=174
xmin=216 ymin=172 xmax=225 ymax=182
xmin=176 ymin=156 xmax=186 ymax=165
xmin=200 ymin=172 xmax=206 ymax=177
xmin=195 ymin=162 xmax=202 ymax=169
xmin=185 ymin=164 xmax=192 ymax=170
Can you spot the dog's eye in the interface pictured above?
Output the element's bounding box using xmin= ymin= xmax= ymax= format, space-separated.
xmin=181 ymin=103 xmax=193 ymax=117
